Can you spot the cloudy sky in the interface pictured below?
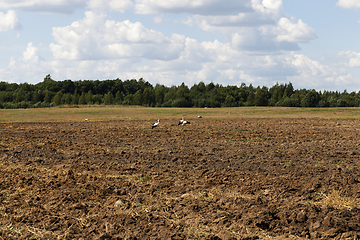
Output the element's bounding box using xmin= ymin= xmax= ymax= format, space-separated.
xmin=0 ymin=0 xmax=359 ymax=92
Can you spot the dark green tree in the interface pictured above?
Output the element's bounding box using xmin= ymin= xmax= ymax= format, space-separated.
xmin=115 ymin=90 xmax=124 ymax=104
xmin=53 ymin=91 xmax=63 ymax=106
xmin=301 ymin=90 xmax=321 ymax=107
xmin=142 ymin=88 xmax=154 ymax=106
xmin=79 ymin=92 xmax=87 ymax=105
xmin=72 ymin=90 xmax=79 ymax=104
xmin=104 ymin=91 xmax=114 ymax=105
xmin=154 ymin=84 xmax=166 ymax=106
xmin=62 ymin=93 xmax=72 ymax=104
xmin=44 ymin=90 xmax=51 ymax=103
xmin=85 ymin=90 xmax=93 ymax=104
xmin=254 ymin=86 xmax=268 ymax=106
xmin=133 ymin=90 xmax=143 ymax=105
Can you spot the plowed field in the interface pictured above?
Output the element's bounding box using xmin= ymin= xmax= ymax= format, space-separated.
xmin=1 ymin=117 xmax=360 ymax=239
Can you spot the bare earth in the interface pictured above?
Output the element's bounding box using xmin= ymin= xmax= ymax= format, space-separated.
xmin=0 ymin=118 xmax=360 ymax=239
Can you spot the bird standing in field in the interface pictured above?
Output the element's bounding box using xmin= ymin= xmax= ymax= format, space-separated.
xmin=152 ymin=119 xmax=160 ymax=129
xmin=182 ymin=120 xmax=190 ymax=126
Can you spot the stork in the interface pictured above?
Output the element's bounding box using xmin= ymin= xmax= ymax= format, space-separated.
xmin=152 ymin=119 xmax=160 ymax=129
xmin=178 ymin=117 xmax=184 ymax=125
xmin=182 ymin=120 xmax=190 ymax=126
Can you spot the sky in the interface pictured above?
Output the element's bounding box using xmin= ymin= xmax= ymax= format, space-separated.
xmin=0 ymin=0 xmax=360 ymax=92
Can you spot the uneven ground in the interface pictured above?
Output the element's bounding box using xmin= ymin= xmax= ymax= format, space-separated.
xmin=0 ymin=118 xmax=360 ymax=239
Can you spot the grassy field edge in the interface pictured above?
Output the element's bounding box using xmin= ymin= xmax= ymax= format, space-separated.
xmin=1 ymin=105 xmax=360 ymax=123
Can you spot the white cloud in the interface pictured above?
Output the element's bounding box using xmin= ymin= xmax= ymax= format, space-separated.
xmin=134 ymin=0 xmax=253 ymax=15
xmin=0 ymin=10 xmax=20 ymax=32
xmin=339 ymin=51 xmax=360 ymax=67
xmin=153 ymin=16 xmax=162 ymax=24
xmin=50 ymin=11 xmax=185 ymax=61
xmin=287 ymin=54 xmax=352 ymax=88
xmin=275 ymin=17 xmax=317 ymax=43
xmin=3 ymin=43 xmax=51 ymax=84
xmin=174 ymin=0 xmax=315 ymax=53
xmin=1 ymin=0 xmax=351 ymax=91
xmin=0 ymin=0 xmax=86 ymax=14
xmin=87 ymin=0 xmax=133 ymax=12
xmin=22 ymin=42 xmax=39 ymax=63
xmin=336 ymin=0 xmax=360 ymax=9
xmin=2 ymin=35 xmax=351 ymax=90
xmin=252 ymin=0 xmax=283 ymax=16
xmin=230 ymin=27 xmax=300 ymax=52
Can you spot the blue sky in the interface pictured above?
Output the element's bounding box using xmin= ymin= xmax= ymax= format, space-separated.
xmin=0 ymin=0 xmax=359 ymax=92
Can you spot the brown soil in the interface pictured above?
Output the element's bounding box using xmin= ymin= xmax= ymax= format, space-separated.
xmin=0 ymin=118 xmax=360 ymax=239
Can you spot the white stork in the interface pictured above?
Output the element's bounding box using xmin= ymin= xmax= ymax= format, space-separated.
xmin=152 ymin=119 xmax=160 ymax=129
xmin=182 ymin=120 xmax=190 ymax=126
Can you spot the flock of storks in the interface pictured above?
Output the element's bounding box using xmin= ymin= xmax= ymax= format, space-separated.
xmin=151 ymin=116 xmax=201 ymax=129
xmin=83 ymin=116 xmax=201 ymax=129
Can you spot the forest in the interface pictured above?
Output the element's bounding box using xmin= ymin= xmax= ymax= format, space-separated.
xmin=0 ymin=74 xmax=359 ymax=109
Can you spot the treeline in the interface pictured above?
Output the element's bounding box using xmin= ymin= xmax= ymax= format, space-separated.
xmin=0 ymin=74 xmax=359 ymax=109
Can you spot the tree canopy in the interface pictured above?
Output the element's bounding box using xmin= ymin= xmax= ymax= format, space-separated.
xmin=0 ymin=75 xmax=359 ymax=109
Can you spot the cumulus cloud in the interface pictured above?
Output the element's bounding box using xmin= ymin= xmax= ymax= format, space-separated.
xmin=252 ymin=0 xmax=283 ymax=17
xmin=87 ymin=0 xmax=133 ymax=12
xmin=22 ymin=42 xmax=40 ymax=63
xmin=50 ymin=11 xmax=185 ymax=61
xmin=2 ymin=0 xmax=348 ymax=91
xmin=2 ymin=36 xmax=350 ymax=90
xmin=275 ymin=17 xmax=317 ymax=43
xmin=287 ymin=54 xmax=352 ymax=88
xmin=4 ymin=42 xmax=51 ymax=84
xmin=170 ymin=0 xmax=315 ymax=53
xmin=134 ymin=0 xmax=253 ymax=15
xmin=339 ymin=51 xmax=360 ymax=67
xmin=0 ymin=10 xmax=20 ymax=32
xmin=0 ymin=0 xmax=86 ymax=14
xmin=336 ymin=0 xmax=360 ymax=9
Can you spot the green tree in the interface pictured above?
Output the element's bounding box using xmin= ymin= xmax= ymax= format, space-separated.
xmin=142 ymin=88 xmax=154 ymax=106
xmin=154 ymin=84 xmax=166 ymax=106
xmin=79 ymin=92 xmax=87 ymax=105
xmin=115 ymin=90 xmax=124 ymax=104
xmin=93 ymin=94 xmax=103 ymax=104
xmin=301 ymin=90 xmax=321 ymax=107
xmin=245 ymin=84 xmax=255 ymax=106
xmin=133 ymin=90 xmax=143 ymax=105
xmin=15 ymin=88 xmax=26 ymax=103
xmin=62 ymin=93 xmax=72 ymax=104
xmin=104 ymin=91 xmax=114 ymax=105
xmin=123 ymin=94 xmax=134 ymax=105
xmin=85 ymin=90 xmax=93 ymax=104
xmin=164 ymin=86 xmax=177 ymax=105
xmin=72 ymin=90 xmax=79 ymax=104
xmin=284 ymin=82 xmax=294 ymax=98
xmin=53 ymin=91 xmax=63 ymax=106
xmin=31 ymin=90 xmax=42 ymax=104
xmin=44 ymin=90 xmax=51 ymax=103
xmin=254 ymin=86 xmax=268 ymax=106
xmin=224 ymin=95 xmax=236 ymax=107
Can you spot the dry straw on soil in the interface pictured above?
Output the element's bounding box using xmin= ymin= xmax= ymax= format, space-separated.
xmin=320 ymin=189 xmax=359 ymax=210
